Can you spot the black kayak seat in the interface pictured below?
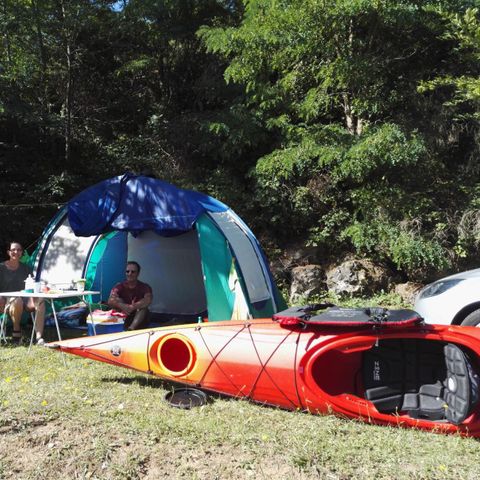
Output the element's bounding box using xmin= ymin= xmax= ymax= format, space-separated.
xmin=444 ymin=343 xmax=480 ymax=424
xmin=362 ymin=339 xmax=480 ymax=425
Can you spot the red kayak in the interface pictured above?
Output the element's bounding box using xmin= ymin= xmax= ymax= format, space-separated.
xmin=48 ymin=306 xmax=480 ymax=436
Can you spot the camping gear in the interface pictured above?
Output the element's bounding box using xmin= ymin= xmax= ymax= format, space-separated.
xmin=0 ymin=300 xmax=33 ymax=343
xmin=45 ymin=306 xmax=89 ymax=329
xmin=31 ymin=173 xmax=284 ymax=323
xmin=24 ymin=275 xmax=34 ymax=293
xmin=86 ymin=309 xmax=126 ymax=335
xmin=48 ymin=306 xmax=480 ymax=437
xmin=75 ymin=279 xmax=86 ymax=292
xmin=165 ymin=388 xmax=208 ymax=409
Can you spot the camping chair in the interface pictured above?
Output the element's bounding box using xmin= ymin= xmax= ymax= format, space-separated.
xmin=0 ymin=298 xmax=34 ymax=344
xmin=0 ymin=298 xmax=15 ymax=343
xmin=0 ymin=312 xmax=7 ymax=343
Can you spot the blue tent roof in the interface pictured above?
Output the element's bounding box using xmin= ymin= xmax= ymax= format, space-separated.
xmin=67 ymin=173 xmax=228 ymax=236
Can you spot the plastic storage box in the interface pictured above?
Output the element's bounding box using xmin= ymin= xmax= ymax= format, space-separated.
xmin=87 ymin=310 xmax=125 ymax=336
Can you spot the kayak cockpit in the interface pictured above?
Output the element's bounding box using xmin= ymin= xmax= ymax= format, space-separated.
xmin=310 ymin=338 xmax=480 ymax=425
xmin=362 ymin=339 xmax=476 ymax=424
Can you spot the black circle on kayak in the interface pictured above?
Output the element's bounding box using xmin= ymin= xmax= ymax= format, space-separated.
xmin=165 ymin=388 xmax=208 ymax=409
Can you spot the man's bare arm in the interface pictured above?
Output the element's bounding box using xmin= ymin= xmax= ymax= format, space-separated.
xmin=108 ymin=292 xmax=133 ymax=314
xmin=132 ymin=292 xmax=152 ymax=310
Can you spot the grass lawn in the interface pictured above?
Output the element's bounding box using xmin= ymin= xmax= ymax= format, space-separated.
xmin=1 ymin=318 xmax=480 ymax=479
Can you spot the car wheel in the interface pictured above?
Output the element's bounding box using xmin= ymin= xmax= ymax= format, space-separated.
xmin=461 ymin=309 xmax=480 ymax=327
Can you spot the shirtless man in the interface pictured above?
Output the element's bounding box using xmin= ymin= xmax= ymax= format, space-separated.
xmin=108 ymin=261 xmax=152 ymax=331
xmin=0 ymin=241 xmax=45 ymax=344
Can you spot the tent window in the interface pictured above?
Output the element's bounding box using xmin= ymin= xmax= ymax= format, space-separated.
xmin=209 ymin=212 xmax=270 ymax=304
xmin=37 ymin=217 xmax=95 ymax=287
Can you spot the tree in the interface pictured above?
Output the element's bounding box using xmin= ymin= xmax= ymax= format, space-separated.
xmin=0 ymin=0 xmax=242 ymax=249
xmin=419 ymin=7 xmax=480 ymax=262
xmin=199 ymin=0 xmax=478 ymax=277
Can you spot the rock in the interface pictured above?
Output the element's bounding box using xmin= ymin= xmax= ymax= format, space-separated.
xmin=279 ymin=244 xmax=323 ymax=270
xmin=289 ymin=264 xmax=325 ymax=304
xmin=269 ymin=244 xmax=323 ymax=295
xmin=268 ymin=258 xmax=290 ymax=289
xmin=394 ymin=282 xmax=424 ymax=306
xmin=326 ymin=259 xmax=392 ymax=296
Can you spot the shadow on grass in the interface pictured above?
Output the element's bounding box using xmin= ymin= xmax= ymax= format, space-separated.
xmin=0 ymin=416 xmax=52 ymax=434
xmin=2 ymin=325 xmax=89 ymax=342
xmin=1 ymin=326 xmax=87 ymax=348
xmin=99 ymin=375 xmax=222 ymax=408
xmin=46 ymin=327 xmax=89 ymax=340
xmin=101 ymin=375 xmax=172 ymax=389
xmin=99 ymin=374 xmax=271 ymax=409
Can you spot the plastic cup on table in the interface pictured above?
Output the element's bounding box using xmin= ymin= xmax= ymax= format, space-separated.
xmin=75 ymin=279 xmax=86 ymax=292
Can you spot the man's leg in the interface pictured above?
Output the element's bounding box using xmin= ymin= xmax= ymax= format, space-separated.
xmin=123 ymin=312 xmax=134 ymax=331
xmin=127 ymin=308 xmax=149 ymax=331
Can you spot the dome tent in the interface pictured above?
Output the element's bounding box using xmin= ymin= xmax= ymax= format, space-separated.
xmin=32 ymin=173 xmax=285 ymax=322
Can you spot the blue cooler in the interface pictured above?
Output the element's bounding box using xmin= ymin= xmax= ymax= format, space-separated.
xmin=87 ymin=310 xmax=125 ymax=335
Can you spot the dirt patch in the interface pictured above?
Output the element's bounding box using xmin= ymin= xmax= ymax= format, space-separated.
xmin=0 ymin=414 xmax=313 ymax=479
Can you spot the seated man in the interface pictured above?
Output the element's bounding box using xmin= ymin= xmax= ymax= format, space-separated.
xmin=108 ymin=261 xmax=153 ymax=331
xmin=0 ymin=241 xmax=45 ymax=345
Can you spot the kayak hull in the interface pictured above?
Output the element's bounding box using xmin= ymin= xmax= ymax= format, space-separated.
xmin=49 ymin=318 xmax=480 ymax=436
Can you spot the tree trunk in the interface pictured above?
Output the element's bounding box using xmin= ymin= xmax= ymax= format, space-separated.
xmin=59 ymin=0 xmax=73 ymax=163
xmin=31 ymin=0 xmax=47 ymax=74
xmin=31 ymin=0 xmax=50 ymax=126
xmin=2 ymin=0 xmax=12 ymax=66
xmin=342 ymin=93 xmax=363 ymax=135
xmin=342 ymin=18 xmax=363 ymax=136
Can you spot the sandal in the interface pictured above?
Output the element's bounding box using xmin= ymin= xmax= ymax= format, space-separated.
xmin=12 ymin=330 xmax=22 ymax=345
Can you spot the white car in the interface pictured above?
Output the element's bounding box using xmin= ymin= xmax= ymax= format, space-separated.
xmin=414 ymin=268 xmax=480 ymax=326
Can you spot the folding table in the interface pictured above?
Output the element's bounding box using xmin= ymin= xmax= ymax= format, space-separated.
xmin=0 ymin=290 xmax=100 ymax=350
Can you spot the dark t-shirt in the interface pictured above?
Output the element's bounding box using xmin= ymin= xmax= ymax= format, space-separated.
xmin=110 ymin=280 xmax=152 ymax=305
xmin=0 ymin=262 xmax=32 ymax=292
